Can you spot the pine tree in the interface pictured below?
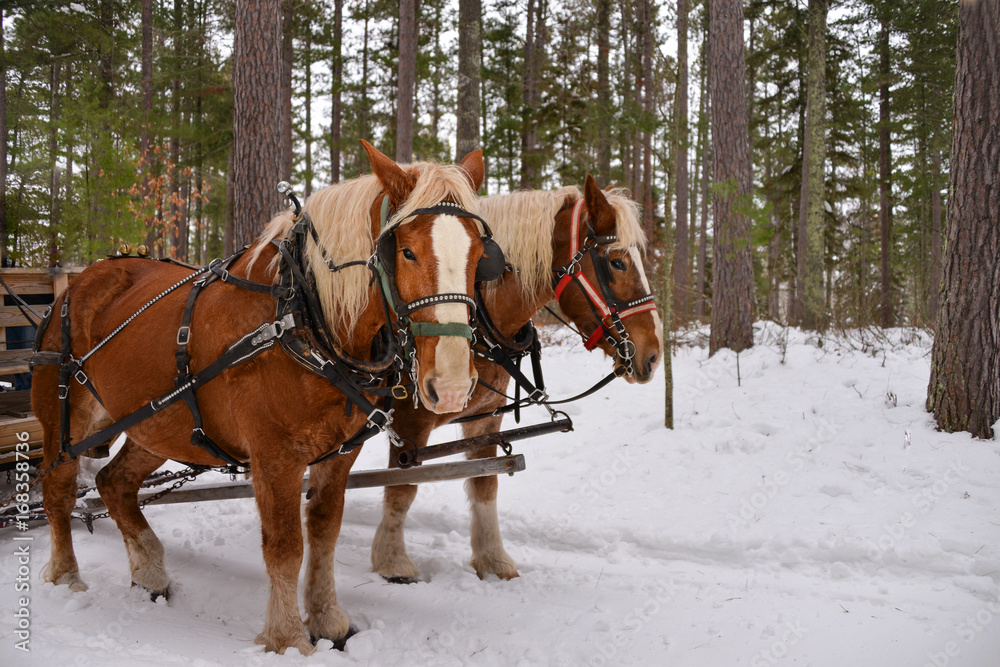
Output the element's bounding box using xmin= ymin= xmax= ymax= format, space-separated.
xmin=232 ymin=0 xmax=282 ymax=248
xmin=927 ymin=0 xmax=1000 ymax=440
xmin=708 ymin=0 xmax=755 ymax=354
xmin=456 ymin=0 xmax=481 ymax=162
xmin=396 ymin=0 xmax=416 ymax=162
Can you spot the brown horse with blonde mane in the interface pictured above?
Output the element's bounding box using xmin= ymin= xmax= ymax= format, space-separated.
xmin=33 ymin=142 xmax=492 ymax=654
xmin=372 ymin=175 xmax=663 ymax=582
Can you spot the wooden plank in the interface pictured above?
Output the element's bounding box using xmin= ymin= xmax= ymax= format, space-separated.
xmin=0 ymin=444 xmax=43 ymax=468
xmin=80 ymin=455 xmax=527 ymax=509
xmin=346 ymin=455 xmax=526 ymax=488
xmin=0 ymin=416 xmax=43 ymax=456
xmin=0 ymin=350 xmax=32 ymax=375
xmin=0 ymin=306 xmax=38 ymax=329
xmin=52 ymin=270 xmax=69 ymax=298
xmin=0 ymin=269 xmax=55 ymax=295
xmin=0 ymin=390 xmax=32 ymax=418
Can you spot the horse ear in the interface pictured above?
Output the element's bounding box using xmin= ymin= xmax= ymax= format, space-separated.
xmin=584 ymin=174 xmax=616 ymax=236
xmin=458 ymin=149 xmax=485 ymax=193
xmin=361 ymin=139 xmax=416 ymax=205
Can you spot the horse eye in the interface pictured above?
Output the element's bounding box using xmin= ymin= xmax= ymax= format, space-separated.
xmin=610 ymin=258 xmax=627 ymax=271
xmin=401 ymin=248 xmax=416 ymax=261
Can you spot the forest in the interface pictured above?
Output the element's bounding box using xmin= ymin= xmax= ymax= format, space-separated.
xmin=1 ymin=0 xmax=959 ymax=330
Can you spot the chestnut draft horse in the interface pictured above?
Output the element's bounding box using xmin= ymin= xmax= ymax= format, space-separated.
xmin=33 ymin=142 xmax=494 ymax=654
xmin=372 ymin=175 xmax=664 ymax=582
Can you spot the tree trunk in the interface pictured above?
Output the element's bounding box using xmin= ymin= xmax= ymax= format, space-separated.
xmin=224 ymin=149 xmax=234 ymax=254
xmin=397 ymin=0 xmax=417 ymax=162
xmin=798 ymin=0 xmax=827 ymax=330
xmin=330 ymin=0 xmax=342 ymax=182
xmin=596 ymin=0 xmax=611 ymax=185
xmin=641 ymin=0 xmax=654 ymax=243
xmin=1 ymin=12 xmax=7 ymax=267
xmin=304 ymin=26 xmax=313 ymax=197
xmin=708 ymin=0 xmax=755 ymax=355
xmin=621 ymin=1 xmax=632 ymax=193
xmin=794 ymin=109 xmax=808 ymax=324
xmin=674 ymin=0 xmax=689 ymax=325
xmin=520 ymin=0 xmax=543 ymax=187
xmin=170 ymin=0 xmax=184 ymax=259
xmin=233 ymin=0 xmax=282 ymax=248
xmin=631 ymin=25 xmax=643 ymax=203
xmin=358 ymin=2 xmax=370 ymax=174
xmin=696 ymin=48 xmax=710 ymax=321
xmin=662 ymin=252 xmax=674 ymax=430
xmin=431 ymin=2 xmax=443 ymax=144
xmin=280 ymin=0 xmax=293 ymax=180
xmin=878 ymin=12 xmax=893 ymax=328
xmin=928 ymin=0 xmax=1000 ymax=440
xmin=456 ymin=0 xmax=482 ymax=163
xmin=49 ymin=63 xmax=61 ymax=267
xmin=928 ymin=148 xmax=943 ymax=321
xmin=141 ymin=0 xmax=157 ymax=251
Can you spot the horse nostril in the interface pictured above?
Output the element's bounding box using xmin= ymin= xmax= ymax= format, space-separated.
xmin=424 ymin=380 xmax=439 ymax=405
xmin=645 ymin=353 xmax=659 ymax=374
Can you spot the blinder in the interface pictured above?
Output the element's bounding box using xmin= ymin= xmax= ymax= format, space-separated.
xmin=375 ymin=197 xmax=507 ymax=285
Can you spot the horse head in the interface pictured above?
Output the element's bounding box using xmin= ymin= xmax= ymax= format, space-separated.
xmin=551 ymin=175 xmax=663 ymax=384
xmin=362 ymin=141 xmax=494 ymax=413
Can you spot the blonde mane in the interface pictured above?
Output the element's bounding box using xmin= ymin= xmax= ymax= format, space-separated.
xmin=249 ymin=161 xmax=482 ymax=339
xmin=479 ymin=185 xmax=647 ymax=300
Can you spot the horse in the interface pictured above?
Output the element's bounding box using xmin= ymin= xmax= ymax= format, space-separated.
xmin=371 ymin=174 xmax=664 ymax=582
xmin=33 ymin=141 xmax=495 ymax=654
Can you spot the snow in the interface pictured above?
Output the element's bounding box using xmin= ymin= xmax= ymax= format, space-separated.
xmin=3 ymin=323 xmax=999 ymax=666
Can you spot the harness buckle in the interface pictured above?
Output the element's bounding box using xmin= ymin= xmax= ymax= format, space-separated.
xmin=277 ymin=312 xmax=298 ymax=333
xmin=391 ymin=385 xmax=408 ymax=400
xmin=614 ymin=364 xmax=628 ymax=378
xmin=58 ymin=384 xmax=69 ymax=400
xmin=74 ymin=368 xmax=89 ymax=386
xmin=60 ymin=302 xmax=69 ymax=318
xmin=176 ymin=326 xmax=191 ymax=346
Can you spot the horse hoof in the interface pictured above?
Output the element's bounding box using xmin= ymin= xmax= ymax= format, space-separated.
xmin=255 ymin=632 xmax=316 ymax=655
xmin=131 ymin=581 xmax=169 ymax=602
xmin=384 ymin=575 xmax=419 ymax=585
xmin=311 ymin=625 xmax=358 ymax=652
xmin=42 ymin=562 xmax=89 ymax=592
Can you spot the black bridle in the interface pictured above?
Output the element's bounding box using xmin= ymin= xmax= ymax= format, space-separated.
xmin=31 ymin=185 xmax=497 ymax=467
xmin=551 ymin=199 xmax=657 ymax=376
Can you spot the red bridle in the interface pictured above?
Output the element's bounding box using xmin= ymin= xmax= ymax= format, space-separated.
xmin=552 ymin=200 xmax=657 ymax=353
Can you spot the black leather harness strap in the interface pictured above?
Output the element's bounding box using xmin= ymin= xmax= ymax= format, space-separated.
xmin=61 ymin=318 xmax=289 ymax=462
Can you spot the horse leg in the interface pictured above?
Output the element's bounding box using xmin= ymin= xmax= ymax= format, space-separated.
xmin=371 ymin=425 xmax=434 ymax=583
xmin=95 ymin=437 xmax=169 ymax=599
xmin=37 ymin=382 xmax=108 ymax=592
xmin=252 ymin=458 xmax=314 ymax=655
xmin=464 ymin=416 xmax=519 ymax=580
xmin=303 ymin=451 xmax=359 ymax=642
xmin=39 ymin=435 xmax=87 ymax=592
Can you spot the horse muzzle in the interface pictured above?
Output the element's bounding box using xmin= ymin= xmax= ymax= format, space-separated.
xmin=422 ymin=375 xmax=477 ymax=413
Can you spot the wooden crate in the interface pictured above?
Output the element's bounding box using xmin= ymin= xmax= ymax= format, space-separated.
xmin=0 ymin=267 xmax=85 ymax=470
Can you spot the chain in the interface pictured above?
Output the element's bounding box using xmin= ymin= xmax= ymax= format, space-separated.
xmin=72 ymin=466 xmax=206 ymax=532
xmin=0 ymin=455 xmax=63 ymax=513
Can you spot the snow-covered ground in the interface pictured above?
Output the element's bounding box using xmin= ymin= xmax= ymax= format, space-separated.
xmin=2 ymin=323 xmax=999 ymax=666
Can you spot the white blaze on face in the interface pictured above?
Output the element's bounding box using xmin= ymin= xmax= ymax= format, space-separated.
xmin=628 ymin=246 xmax=664 ymax=369
xmin=428 ymin=215 xmax=475 ymax=408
